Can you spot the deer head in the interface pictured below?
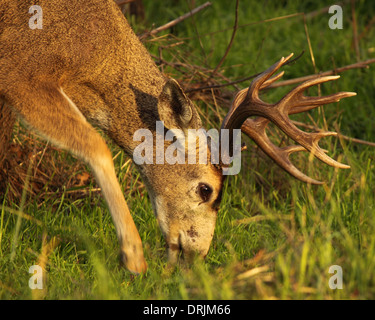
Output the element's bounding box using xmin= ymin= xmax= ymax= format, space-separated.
xmin=133 ymin=53 xmax=355 ymax=265
xmin=132 ymin=78 xmax=224 ymax=263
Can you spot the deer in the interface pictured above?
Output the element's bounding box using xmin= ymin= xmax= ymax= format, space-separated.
xmin=0 ymin=0 xmax=356 ymax=274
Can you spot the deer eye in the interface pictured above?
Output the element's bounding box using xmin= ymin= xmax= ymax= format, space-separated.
xmin=198 ymin=183 xmax=213 ymax=202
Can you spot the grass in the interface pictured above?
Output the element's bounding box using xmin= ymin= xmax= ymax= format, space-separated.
xmin=1 ymin=0 xmax=375 ymax=299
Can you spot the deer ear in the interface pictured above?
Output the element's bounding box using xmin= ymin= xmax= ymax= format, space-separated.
xmin=157 ymin=79 xmax=201 ymax=131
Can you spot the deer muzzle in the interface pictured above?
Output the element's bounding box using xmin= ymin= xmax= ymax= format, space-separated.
xmin=167 ymin=228 xmax=214 ymax=264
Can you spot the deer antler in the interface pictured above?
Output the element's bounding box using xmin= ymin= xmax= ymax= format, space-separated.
xmin=221 ymin=53 xmax=356 ymax=184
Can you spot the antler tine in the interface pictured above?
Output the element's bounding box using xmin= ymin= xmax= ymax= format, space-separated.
xmin=261 ymin=71 xmax=285 ymax=90
xmin=241 ymin=117 xmax=324 ymax=184
xmin=289 ymin=90 xmax=355 ymax=115
xmin=247 ymin=53 xmax=294 ymax=103
xmin=221 ymin=54 xmax=293 ymax=132
xmin=222 ymin=53 xmax=356 ymax=184
xmin=280 ymin=75 xmax=357 ymax=114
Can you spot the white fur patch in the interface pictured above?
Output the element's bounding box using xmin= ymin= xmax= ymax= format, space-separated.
xmin=59 ymin=87 xmax=87 ymax=122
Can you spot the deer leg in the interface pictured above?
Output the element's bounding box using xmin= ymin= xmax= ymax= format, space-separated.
xmin=7 ymin=82 xmax=147 ymax=274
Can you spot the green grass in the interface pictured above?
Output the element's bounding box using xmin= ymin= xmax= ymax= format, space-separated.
xmin=1 ymin=0 xmax=375 ymax=299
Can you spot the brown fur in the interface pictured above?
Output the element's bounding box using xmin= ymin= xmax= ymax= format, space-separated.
xmin=0 ymin=100 xmax=15 ymax=193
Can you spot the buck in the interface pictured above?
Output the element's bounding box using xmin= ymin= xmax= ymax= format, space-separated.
xmin=0 ymin=0 xmax=355 ymax=274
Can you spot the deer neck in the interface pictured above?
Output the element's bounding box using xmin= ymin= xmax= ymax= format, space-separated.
xmin=61 ymin=23 xmax=167 ymax=157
